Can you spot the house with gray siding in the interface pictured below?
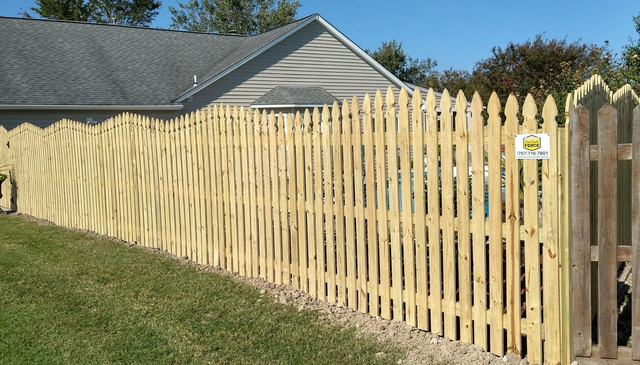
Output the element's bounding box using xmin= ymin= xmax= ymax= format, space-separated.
xmin=0 ymin=13 xmax=438 ymax=130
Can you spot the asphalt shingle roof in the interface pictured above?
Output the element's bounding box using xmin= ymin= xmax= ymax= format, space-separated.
xmin=251 ymin=86 xmax=340 ymax=106
xmin=0 ymin=15 xmax=313 ymax=106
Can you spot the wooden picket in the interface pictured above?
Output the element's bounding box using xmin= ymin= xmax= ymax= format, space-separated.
xmin=1 ymin=87 xmax=568 ymax=364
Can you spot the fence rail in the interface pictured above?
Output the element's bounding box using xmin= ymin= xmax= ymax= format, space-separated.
xmin=0 ymin=87 xmax=566 ymax=364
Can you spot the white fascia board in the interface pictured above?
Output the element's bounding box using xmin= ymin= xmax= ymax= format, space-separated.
xmin=0 ymin=104 xmax=184 ymax=111
xmin=174 ymin=15 xmax=321 ymax=103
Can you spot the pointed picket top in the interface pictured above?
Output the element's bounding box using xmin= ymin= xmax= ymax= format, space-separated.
xmin=218 ymin=107 xmax=225 ymax=133
xmin=168 ymin=118 xmax=174 ymax=134
xmin=542 ymin=95 xmax=558 ymax=129
xmin=198 ymin=108 xmax=205 ymax=126
xmin=441 ymin=89 xmax=452 ymax=117
xmin=565 ymin=93 xmax=574 ymax=122
xmin=187 ymin=112 xmax=197 ymax=127
xmin=385 ymin=86 xmax=396 ymax=111
xmin=276 ymin=111 xmax=284 ymax=133
xmin=239 ymin=106 xmax=246 ymax=124
xmin=412 ymin=87 xmax=423 ymax=114
xmin=363 ymin=93 xmax=372 ymax=119
xmin=239 ymin=106 xmax=248 ymax=129
xmin=322 ymin=104 xmax=331 ymax=134
xmin=312 ymin=107 xmax=320 ymax=133
xmin=374 ymin=90 xmax=384 ymax=114
xmin=505 ymin=94 xmax=520 ymax=125
xmin=157 ymin=118 xmax=165 ymax=134
xmin=253 ymin=108 xmax=260 ymax=131
xmin=523 ymin=94 xmax=538 ymax=130
xmin=488 ymin=92 xmax=502 ymax=118
xmin=225 ymin=105 xmax=233 ymax=126
xmin=272 ymin=111 xmax=281 ymax=135
xmin=333 ymin=100 xmax=341 ymax=130
xmin=456 ymin=90 xmax=467 ymax=115
xmin=200 ymin=107 xmax=207 ymax=124
xmin=211 ymin=104 xmax=219 ymax=125
xmin=455 ymin=90 xmax=468 ymax=133
xmin=342 ymin=98 xmax=351 ymax=115
xmin=214 ymin=103 xmax=222 ymax=119
xmin=276 ymin=111 xmax=284 ymax=134
xmin=304 ymin=109 xmax=312 ymax=134
xmin=232 ymin=105 xmax=239 ymax=125
xmin=260 ymin=109 xmax=268 ymax=135
xmin=180 ymin=114 xmax=186 ymax=132
xmin=399 ymin=87 xmax=410 ymax=109
xmin=425 ymin=88 xmax=437 ymax=121
xmin=183 ymin=113 xmax=191 ymax=130
xmin=351 ymin=96 xmax=360 ymax=123
xmin=206 ymin=105 xmax=212 ymax=121
xmin=342 ymin=99 xmax=352 ymax=133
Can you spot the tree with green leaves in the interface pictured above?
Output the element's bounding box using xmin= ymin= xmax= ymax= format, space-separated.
xmin=472 ymin=35 xmax=598 ymax=103
xmin=27 ymin=0 xmax=161 ymax=26
xmin=455 ymin=34 xmax=607 ymax=118
xmin=368 ymin=40 xmax=437 ymax=85
xmin=27 ymin=0 xmax=89 ymax=21
xmin=618 ymin=12 xmax=640 ymax=92
xmin=424 ymin=68 xmax=473 ymax=96
xmin=168 ymin=0 xmax=300 ymax=34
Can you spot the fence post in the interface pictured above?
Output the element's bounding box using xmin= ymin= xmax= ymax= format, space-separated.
xmin=632 ymin=105 xmax=640 ymax=360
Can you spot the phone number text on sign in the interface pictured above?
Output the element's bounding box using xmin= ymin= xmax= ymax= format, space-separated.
xmin=514 ymin=133 xmax=551 ymax=160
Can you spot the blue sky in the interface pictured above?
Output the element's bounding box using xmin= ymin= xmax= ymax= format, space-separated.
xmin=2 ymin=0 xmax=639 ymax=72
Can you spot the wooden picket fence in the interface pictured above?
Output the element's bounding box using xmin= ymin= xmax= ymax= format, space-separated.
xmin=570 ymin=103 xmax=640 ymax=364
xmin=567 ymin=75 xmax=640 ymax=364
xmin=0 ymin=87 xmax=567 ymax=364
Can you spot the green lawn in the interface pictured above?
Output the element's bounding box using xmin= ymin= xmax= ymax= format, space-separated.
xmin=0 ymin=214 xmax=404 ymax=365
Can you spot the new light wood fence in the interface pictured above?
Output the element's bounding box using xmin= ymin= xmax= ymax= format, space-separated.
xmin=0 ymin=87 xmax=567 ymax=364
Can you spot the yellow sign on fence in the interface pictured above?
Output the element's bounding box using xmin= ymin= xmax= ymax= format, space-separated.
xmin=515 ymin=133 xmax=550 ymax=159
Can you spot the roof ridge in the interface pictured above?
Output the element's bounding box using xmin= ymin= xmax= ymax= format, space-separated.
xmin=248 ymin=13 xmax=317 ymax=38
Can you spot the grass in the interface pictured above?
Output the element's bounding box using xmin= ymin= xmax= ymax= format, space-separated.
xmin=0 ymin=214 xmax=404 ymax=365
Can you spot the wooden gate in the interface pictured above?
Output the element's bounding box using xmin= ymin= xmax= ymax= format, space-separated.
xmin=569 ymin=102 xmax=640 ymax=364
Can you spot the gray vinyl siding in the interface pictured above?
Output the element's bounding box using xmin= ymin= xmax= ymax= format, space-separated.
xmin=186 ymin=21 xmax=402 ymax=114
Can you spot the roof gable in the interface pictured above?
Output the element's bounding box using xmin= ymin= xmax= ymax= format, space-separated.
xmin=175 ymin=14 xmax=410 ymax=103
